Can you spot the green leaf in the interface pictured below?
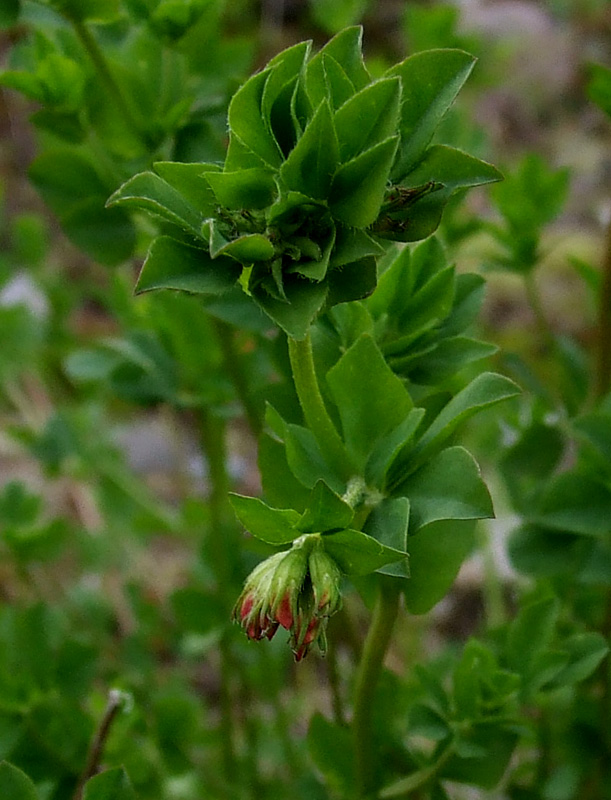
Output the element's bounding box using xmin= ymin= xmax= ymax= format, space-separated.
xmin=312 ymin=26 xmax=370 ymax=91
xmin=409 ymin=337 xmax=497 ymax=384
xmin=573 ymin=411 xmax=611 ymax=465
xmin=0 ymin=762 xmax=39 ymax=800
xmin=508 ymin=524 xmax=588 ymax=579
xmin=107 ymin=172 xmax=204 ymax=236
xmin=334 ymin=77 xmax=401 ymax=161
xmin=404 ymin=145 xmax=502 ymax=193
xmin=330 ymin=136 xmax=399 ymax=227
xmin=441 ymin=727 xmax=518 ymax=790
xmin=395 ymin=446 xmax=493 ymax=531
xmin=82 ymin=768 xmax=136 ymax=800
xmin=229 ymin=494 xmax=301 ymax=544
xmin=280 ymin=101 xmax=339 ymax=200
xmin=61 ymin=197 xmax=135 ymax=266
xmin=326 ymin=334 xmax=413 ymax=465
xmin=154 ymin=161 xmax=220 ymax=216
xmin=307 ymin=714 xmax=355 ymax=797
xmin=283 ymin=423 xmax=345 ymax=494
xmin=225 ymin=133 xmax=270 ymax=171
xmin=297 ymin=480 xmax=354 ymax=533
xmin=550 ymin=632 xmax=609 ymax=686
xmin=329 ymin=226 xmax=384 ymax=268
xmin=252 ymin=275 xmax=328 ymax=339
xmin=205 ymin=169 xmax=276 ymax=210
xmin=407 ymin=703 xmax=450 ymax=740
xmin=323 ymin=528 xmax=405 ymax=575
xmin=135 ymin=237 xmax=240 ymax=295
xmin=305 ymin=53 xmax=356 ymax=110
xmin=506 ymin=596 xmax=559 ymax=675
xmin=532 ymin=472 xmax=611 ymax=537
xmin=387 ymin=49 xmax=476 ymax=178
xmin=413 ymin=372 xmax=520 ymax=464
xmin=326 ymin=255 xmax=378 ymax=307
xmin=402 ymin=519 xmax=476 ymax=614
xmin=259 ymin=433 xmax=311 ymax=511
xmin=363 ymin=497 xmax=410 ymax=578
xmin=228 ymin=69 xmax=282 ymax=167
xmin=365 ymin=407 xmax=425 ymax=487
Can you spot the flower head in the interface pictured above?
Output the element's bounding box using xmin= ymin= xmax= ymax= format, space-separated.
xmin=233 ymin=535 xmax=342 ymax=661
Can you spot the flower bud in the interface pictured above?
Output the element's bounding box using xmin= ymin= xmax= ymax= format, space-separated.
xmin=308 ymin=542 xmax=342 ymax=618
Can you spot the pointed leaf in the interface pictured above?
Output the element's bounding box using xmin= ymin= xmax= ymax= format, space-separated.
xmin=326 ymin=255 xmax=378 ymax=307
xmin=205 ymin=169 xmax=276 ymax=210
xmin=297 ymin=480 xmax=354 ymax=533
xmin=135 ymin=236 xmax=240 ymax=295
xmin=228 ymin=69 xmax=282 ymax=167
xmin=365 ymin=407 xmax=426 ymax=487
xmin=280 ymin=101 xmax=339 ymax=200
xmin=403 ymin=145 xmax=502 ymax=193
xmin=284 ymin=422 xmax=345 ymax=493
xmin=395 ymin=446 xmax=493 ymax=531
xmin=330 ymin=226 xmax=384 ymax=268
xmin=334 ymin=77 xmax=401 ymax=161
xmin=329 ymin=136 xmax=398 ymax=227
xmin=0 ymin=762 xmax=39 ymax=800
xmin=252 ymin=275 xmax=328 ymax=339
xmin=550 ymin=633 xmax=609 ymax=686
xmin=154 ymin=161 xmax=220 ymax=216
xmin=327 ymin=333 xmax=413 ymax=464
xmin=230 ymin=494 xmax=301 ymax=544
xmin=107 ymin=172 xmax=203 ymax=235
xmin=364 ymin=497 xmax=410 ymax=578
xmin=323 ymin=528 xmax=406 ymax=575
xmin=413 ymin=372 xmax=520 ymax=464
xmin=387 ymin=49 xmax=476 ymax=178
xmin=314 ymin=26 xmax=370 ymax=91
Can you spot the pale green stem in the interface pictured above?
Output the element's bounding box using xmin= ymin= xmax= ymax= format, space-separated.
xmin=288 ymin=331 xmax=354 ymax=482
xmin=353 ymin=578 xmax=401 ymax=798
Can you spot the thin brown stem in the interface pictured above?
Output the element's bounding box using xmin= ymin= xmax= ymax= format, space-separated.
xmin=73 ymin=689 xmax=125 ymax=800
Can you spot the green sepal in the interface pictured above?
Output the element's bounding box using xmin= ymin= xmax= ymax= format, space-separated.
xmin=230 ymin=494 xmax=302 ymax=544
xmin=386 ymin=49 xmax=476 ymax=179
xmin=280 ymin=100 xmax=339 ymax=200
xmin=107 ymin=171 xmax=204 ymax=236
xmin=329 ymin=136 xmax=399 ymax=227
xmin=334 ymin=76 xmax=401 ymax=161
xmin=296 ymin=479 xmax=354 ymax=533
xmin=135 ymin=236 xmax=240 ymax=295
xmin=326 ymin=333 xmax=413 ymax=466
xmin=205 ymin=169 xmax=276 ymax=210
xmin=323 ymin=528 xmax=406 ymax=575
xmin=227 ymin=68 xmax=282 ymax=168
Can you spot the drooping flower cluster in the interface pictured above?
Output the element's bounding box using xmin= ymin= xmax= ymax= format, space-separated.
xmin=233 ymin=536 xmax=342 ymax=661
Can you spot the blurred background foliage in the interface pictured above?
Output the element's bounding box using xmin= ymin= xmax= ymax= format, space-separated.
xmin=0 ymin=1 xmax=611 ymax=799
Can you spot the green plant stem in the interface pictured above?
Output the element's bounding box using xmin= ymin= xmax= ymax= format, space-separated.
xmin=353 ymin=577 xmax=401 ymax=798
xmin=595 ymin=215 xmax=611 ymax=400
xmin=212 ymin=318 xmax=263 ymax=437
xmin=70 ymin=18 xmax=150 ymax=150
xmin=287 ymin=332 xmax=354 ymax=482
xmin=378 ymin=743 xmax=455 ymax=799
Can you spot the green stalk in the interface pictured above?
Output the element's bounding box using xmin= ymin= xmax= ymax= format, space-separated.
xmin=212 ymin=318 xmax=263 ymax=437
xmin=288 ymin=332 xmax=354 ymax=482
xmin=353 ymin=577 xmax=401 ymax=798
xmin=70 ymin=18 xmax=151 ymax=151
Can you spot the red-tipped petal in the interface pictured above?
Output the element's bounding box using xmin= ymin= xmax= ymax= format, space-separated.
xmin=240 ymin=594 xmax=254 ymax=620
xmin=275 ymin=593 xmax=294 ymax=630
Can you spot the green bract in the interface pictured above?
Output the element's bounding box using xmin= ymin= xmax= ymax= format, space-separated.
xmin=108 ymin=27 xmax=500 ymax=338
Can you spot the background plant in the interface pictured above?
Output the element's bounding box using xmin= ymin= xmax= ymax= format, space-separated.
xmin=0 ymin=2 xmax=610 ymax=800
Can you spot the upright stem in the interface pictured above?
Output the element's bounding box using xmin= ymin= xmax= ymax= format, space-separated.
xmin=73 ymin=689 xmax=124 ymax=800
xmin=288 ymin=332 xmax=354 ymax=482
xmin=353 ymin=578 xmax=401 ymax=798
xmin=70 ymin=19 xmax=150 ymax=151
xmin=595 ymin=216 xmax=611 ymax=400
